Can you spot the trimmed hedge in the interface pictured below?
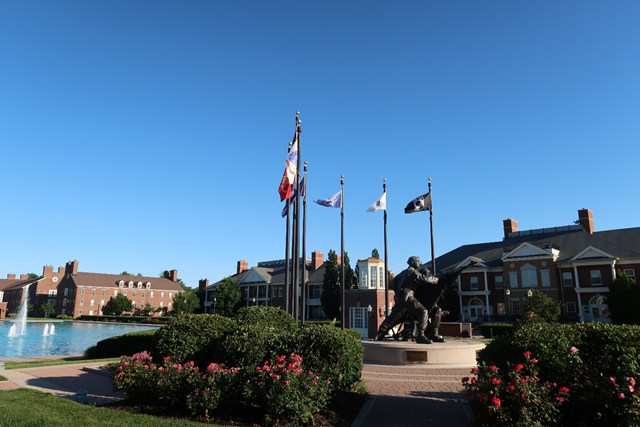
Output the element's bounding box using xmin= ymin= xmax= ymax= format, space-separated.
xmin=477 ymin=322 xmax=640 ymax=426
xmin=479 ymin=322 xmax=514 ymax=338
xmin=78 ymin=315 xmax=169 ymax=324
xmin=84 ymin=330 xmax=157 ymax=359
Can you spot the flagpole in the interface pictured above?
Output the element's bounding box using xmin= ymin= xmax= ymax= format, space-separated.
xmin=293 ymin=113 xmax=302 ymax=324
xmin=429 ymin=177 xmax=436 ymax=275
xmin=284 ymin=173 xmax=291 ymax=314
xmin=383 ymin=179 xmax=389 ymax=316
xmin=340 ymin=175 xmax=345 ymax=330
xmin=301 ymin=162 xmax=308 ymax=326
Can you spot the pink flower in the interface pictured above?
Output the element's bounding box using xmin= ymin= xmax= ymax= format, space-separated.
xmin=471 ymin=378 xmax=476 ymax=384
xmin=571 ymin=347 xmax=578 ymax=353
xmin=523 ymin=351 xmax=531 ymax=357
xmin=530 ymin=359 xmax=538 ymax=364
xmin=488 ymin=365 xmax=499 ymax=372
xmin=507 ymin=385 xmax=515 ymax=391
xmin=556 ymin=397 xmax=564 ymax=402
xmin=559 ymin=387 xmax=569 ymax=393
xmin=630 ymin=386 xmax=635 ymax=393
xmin=618 ymin=393 xmax=626 ymax=399
xmin=628 ymin=377 xmax=636 ymax=386
xmin=285 ymin=380 xmax=290 ymax=386
xmin=515 ymin=364 xmax=524 ymax=371
xmin=492 ymin=378 xmax=501 ymax=385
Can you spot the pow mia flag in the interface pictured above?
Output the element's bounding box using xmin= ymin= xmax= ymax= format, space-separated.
xmin=404 ymin=191 xmax=432 ymax=214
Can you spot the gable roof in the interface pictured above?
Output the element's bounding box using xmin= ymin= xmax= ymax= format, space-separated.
xmin=1 ymin=277 xmax=42 ymax=292
xmin=69 ymin=272 xmax=184 ymax=292
xmin=428 ymin=227 xmax=640 ymax=272
xmin=207 ymin=259 xmax=327 ymax=290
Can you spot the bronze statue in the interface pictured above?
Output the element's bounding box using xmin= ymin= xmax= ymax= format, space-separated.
xmin=374 ymin=257 xmax=474 ymax=344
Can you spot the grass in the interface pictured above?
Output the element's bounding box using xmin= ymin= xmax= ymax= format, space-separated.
xmin=0 ymin=388 xmax=221 ymax=427
xmin=5 ymin=358 xmax=120 ymax=370
xmin=0 ymin=375 xmax=7 ymax=381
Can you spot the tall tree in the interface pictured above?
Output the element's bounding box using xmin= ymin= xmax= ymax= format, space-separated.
xmin=321 ymin=250 xmax=341 ymax=320
xmin=344 ymin=252 xmax=358 ymax=290
xmin=523 ymin=289 xmax=562 ymax=322
xmin=372 ymin=248 xmax=380 ymax=259
xmin=172 ymin=290 xmax=200 ymax=315
xmin=40 ymin=302 xmax=55 ymax=319
xmin=106 ymin=294 xmax=134 ymax=316
xmin=215 ymin=277 xmax=242 ymax=316
xmin=608 ymin=271 xmax=640 ymax=325
xmin=27 ymin=273 xmax=39 ymax=279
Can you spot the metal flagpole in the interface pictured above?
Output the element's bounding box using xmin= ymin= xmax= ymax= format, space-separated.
xmin=301 ymin=162 xmax=308 ymax=326
xmin=340 ymin=175 xmax=345 ymax=330
xmin=293 ymin=113 xmax=302 ymax=324
xmin=429 ymin=177 xmax=436 ymax=275
xmin=284 ymin=140 xmax=293 ymax=315
xmin=383 ymin=179 xmax=389 ymax=316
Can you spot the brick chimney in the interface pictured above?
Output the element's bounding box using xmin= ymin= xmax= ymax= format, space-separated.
xmin=311 ymin=251 xmax=324 ymax=270
xmin=66 ymin=260 xmax=79 ymax=275
xmin=163 ymin=270 xmax=178 ymax=282
xmin=7 ymin=274 xmax=15 ymax=279
xmin=20 ymin=274 xmax=28 ymax=280
xmin=503 ymin=218 xmax=518 ymax=239
xmin=199 ymin=279 xmax=209 ymax=290
xmin=43 ymin=265 xmax=53 ymax=275
xmin=578 ymin=208 xmax=594 ymax=234
xmin=237 ymin=260 xmax=248 ymax=275
xmin=336 ymin=254 xmax=342 ymax=265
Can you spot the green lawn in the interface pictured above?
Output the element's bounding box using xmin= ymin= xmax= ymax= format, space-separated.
xmin=5 ymin=358 xmax=120 ymax=370
xmin=0 ymin=388 xmax=221 ymax=427
xmin=0 ymin=375 xmax=7 ymax=381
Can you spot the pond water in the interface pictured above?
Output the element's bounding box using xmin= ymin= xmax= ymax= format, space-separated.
xmin=0 ymin=321 xmax=160 ymax=359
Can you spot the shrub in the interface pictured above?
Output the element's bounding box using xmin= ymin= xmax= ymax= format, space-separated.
xmin=234 ymin=306 xmax=297 ymax=332
xmin=292 ymin=324 xmax=363 ymax=392
xmin=243 ymin=353 xmax=330 ymax=426
xmin=152 ymin=314 xmax=234 ymax=369
xmin=84 ymin=329 xmax=157 ymax=359
xmin=475 ymin=323 xmax=640 ymax=426
xmin=479 ymin=323 xmax=513 ymax=338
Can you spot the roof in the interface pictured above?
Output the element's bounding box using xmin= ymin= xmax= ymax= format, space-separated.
xmin=357 ymin=257 xmax=384 ymax=263
xmin=427 ymin=227 xmax=640 ymax=272
xmin=70 ymin=272 xmax=184 ymax=292
xmin=1 ymin=277 xmax=41 ymax=292
xmin=206 ymin=259 xmax=327 ymax=290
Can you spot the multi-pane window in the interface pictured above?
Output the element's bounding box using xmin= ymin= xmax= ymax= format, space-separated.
xmin=370 ymin=266 xmax=377 ymax=288
xmin=379 ymin=267 xmax=384 ymax=289
xmin=90 ymin=300 xmax=94 ymax=306
xmin=470 ymin=277 xmax=479 ymax=290
xmin=495 ymin=276 xmax=504 ymax=289
xmin=562 ymin=272 xmax=574 ymax=287
xmin=511 ymin=299 xmax=521 ymax=315
xmin=509 ymin=272 xmax=518 ymax=288
xmin=81 ymin=288 xmax=86 ymax=295
xmin=541 ymin=270 xmax=551 ymax=287
xmin=133 ymin=291 xmax=136 ymax=297
xmin=102 ymin=289 xmax=106 ymax=296
xmin=91 ymin=289 xmax=96 ymax=296
xmin=80 ymin=300 xmax=84 ymax=306
xmin=124 ymin=291 xmax=127 ymax=296
xmin=521 ymin=268 xmax=537 ymax=287
xmin=566 ymin=302 xmax=576 ymax=316
xmin=278 ymin=287 xmax=282 ymax=297
xmin=591 ymin=270 xmax=602 ymax=286
xmin=623 ymin=269 xmax=636 ymax=281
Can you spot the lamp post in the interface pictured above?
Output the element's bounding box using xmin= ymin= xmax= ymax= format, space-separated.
xmin=252 ymin=297 xmax=256 ymax=307
xmin=505 ymin=289 xmax=511 ymax=317
xmin=367 ymin=304 xmax=372 ymax=317
xmin=213 ymin=297 xmax=217 ymax=315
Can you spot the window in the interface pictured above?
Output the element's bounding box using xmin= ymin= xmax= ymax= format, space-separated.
xmin=591 ymin=270 xmax=602 ymax=286
xmin=541 ymin=270 xmax=551 ymax=287
xmin=562 ymin=272 xmax=574 ymax=287
xmin=509 ymin=272 xmax=518 ymax=288
xmin=63 ymin=299 xmax=67 ymax=307
xmin=150 ymin=292 xmax=154 ymax=298
xmin=161 ymin=292 xmax=165 ymax=298
xmin=168 ymin=302 xmax=172 ymax=308
xmin=278 ymin=287 xmax=282 ymax=297
xmin=100 ymin=300 xmax=104 ymax=306
xmin=79 ymin=310 xmax=83 ymax=316
xmin=81 ymin=288 xmax=86 ymax=295
xmin=49 ymin=290 xmax=57 ymax=296
xmin=495 ymin=276 xmax=503 ymax=289
xmin=370 ymin=266 xmax=377 ymax=288
xmin=511 ymin=299 xmax=521 ymax=315
xmin=497 ymin=302 xmax=505 ymax=316
xmin=273 ymin=287 xmax=276 ymax=297
xmin=470 ymin=277 xmax=479 ymax=290
xmin=566 ymin=302 xmax=576 ymax=316
xmin=137 ymin=282 xmax=142 ymax=289
xmin=90 ymin=300 xmax=94 ymax=306
xmin=160 ymin=302 xmax=163 ymax=308
xmin=142 ymin=291 xmax=145 ymax=297
xmin=118 ymin=281 xmax=124 ymax=288
xmin=521 ymin=267 xmax=537 ymax=287
xmin=623 ymin=269 xmax=636 ymax=281
xmin=128 ymin=281 xmax=133 ymax=288
xmin=80 ymin=299 xmax=84 ymax=306
xmin=64 ymin=288 xmax=69 ymax=296
xmin=133 ymin=291 xmax=136 ymax=297
xmin=123 ymin=290 xmax=127 ymax=296
xmin=91 ymin=289 xmax=96 ymax=296
xmin=379 ymin=267 xmax=384 ymax=289
xmin=313 ymin=287 xmax=321 ymax=299
xmin=102 ymin=289 xmax=106 ymax=296
xmin=114 ymin=290 xmax=118 ymax=296
xmin=169 ymin=292 xmax=172 ymax=298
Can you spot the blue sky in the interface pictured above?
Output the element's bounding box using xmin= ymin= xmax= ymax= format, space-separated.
xmin=1 ymin=1 xmax=639 ymax=287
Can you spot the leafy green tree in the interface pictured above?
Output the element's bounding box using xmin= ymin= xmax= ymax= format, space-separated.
xmin=215 ymin=277 xmax=242 ymax=316
xmin=523 ymin=289 xmax=562 ymax=322
xmin=142 ymin=302 xmax=154 ymax=316
xmin=27 ymin=273 xmax=39 ymax=279
xmin=108 ymin=294 xmax=134 ymax=315
xmin=344 ymin=252 xmax=357 ymax=290
xmin=121 ymin=271 xmax=131 ymax=276
xmin=172 ymin=290 xmax=200 ymax=315
xmin=41 ymin=302 xmax=55 ymax=319
xmin=372 ymin=248 xmax=380 ymax=259
xmin=608 ymin=271 xmax=640 ymax=325
xmin=321 ymin=250 xmax=341 ymax=320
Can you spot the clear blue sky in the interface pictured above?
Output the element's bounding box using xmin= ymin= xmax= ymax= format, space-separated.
xmin=2 ymin=1 xmax=639 ymax=287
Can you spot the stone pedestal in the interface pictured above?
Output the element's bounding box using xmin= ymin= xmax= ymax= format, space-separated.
xmin=362 ymin=339 xmax=484 ymax=367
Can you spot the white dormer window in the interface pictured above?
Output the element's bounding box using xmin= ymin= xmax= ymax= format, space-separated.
xmin=145 ymin=282 xmax=151 ymax=289
xmin=128 ymin=281 xmax=133 ymax=288
xmin=118 ymin=280 xmax=124 ymax=288
xmin=137 ymin=281 xmax=142 ymax=289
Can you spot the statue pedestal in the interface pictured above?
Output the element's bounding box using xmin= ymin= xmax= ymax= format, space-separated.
xmin=362 ymin=339 xmax=484 ymax=367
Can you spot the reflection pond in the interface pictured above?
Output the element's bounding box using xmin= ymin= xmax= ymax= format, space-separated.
xmin=0 ymin=321 xmax=160 ymax=359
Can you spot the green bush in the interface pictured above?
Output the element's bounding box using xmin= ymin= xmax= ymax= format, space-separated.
xmin=55 ymin=314 xmax=73 ymax=320
xmin=152 ymin=314 xmax=234 ymax=368
xmin=292 ymin=324 xmax=363 ymax=392
xmin=345 ymin=328 xmax=361 ymax=340
xmin=233 ymin=306 xmax=297 ymax=332
xmin=84 ymin=329 xmax=157 ymax=359
xmin=475 ymin=323 xmax=640 ymax=426
xmin=480 ymin=323 xmax=514 ymax=338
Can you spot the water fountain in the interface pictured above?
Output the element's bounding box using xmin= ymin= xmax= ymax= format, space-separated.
xmin=13 ymin=283 xmax=32 ymax=336
xmin=7 ymin=324 xmax=17 ymax=337
xmin=43 ymin=324 xmax=50 ymax=336
xmin=50 ymin=324 xmax=55 ymax=335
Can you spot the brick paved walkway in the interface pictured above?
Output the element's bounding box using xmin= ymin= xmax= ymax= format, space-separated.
xmin=354 ymin=364 xmax=473 ymax=427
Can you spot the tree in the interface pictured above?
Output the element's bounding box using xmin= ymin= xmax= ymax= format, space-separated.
xmin=215 ymin=277 xmax=242 ymax=316
xmin=372 ymin=248 xmax=380 ymax=259
xmin=158 ymin=271 xmax=193 ymax=291
xmin=108 ymin=294 xmax=134 ymax=315
xmin=41 ymin=302 xmax=55 ymax=319
xmin=321 ymin=250 xmax=341 ymax=320
xmin=142 ymin=302 xmax=154 ymax=316
xmin=523 ymin=289 xmax=562 ymax=322
xmin=27 ymin=273 xmax=39 ymax=279
xmin=344 ymin=252 xmax=358 ymax=290
xmin=172 ymin=290 xmax=200 ymax=315
xmin=608 ymin=271 xmax=640 ymax=325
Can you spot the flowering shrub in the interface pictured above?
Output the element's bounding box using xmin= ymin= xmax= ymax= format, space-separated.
xmin=463 ymin=351 xmax=570 ymax=426
xmin=244 ymin=353 xmax=331 ymax=426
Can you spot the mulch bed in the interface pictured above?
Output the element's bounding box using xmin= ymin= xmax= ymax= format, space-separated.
xmin=101 ymin=391 xmax=367 ymax=427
